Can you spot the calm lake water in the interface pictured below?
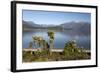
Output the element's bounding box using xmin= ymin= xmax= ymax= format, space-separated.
xmin=23 ymin=29 xmax=90 ymax=50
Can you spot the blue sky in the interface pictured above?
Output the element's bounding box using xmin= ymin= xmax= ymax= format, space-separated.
xmin=23 ymin=10 xmax=91 ymax=25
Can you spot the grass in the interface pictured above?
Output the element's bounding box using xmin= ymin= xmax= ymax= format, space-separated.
xmin=22 ymin=49 xmax=90 ymax=62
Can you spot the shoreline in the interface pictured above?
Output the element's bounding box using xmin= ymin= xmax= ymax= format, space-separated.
xmin=23 ymin=48 xmax=90 ymax=53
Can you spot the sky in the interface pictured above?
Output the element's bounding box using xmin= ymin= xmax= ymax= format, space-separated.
xmin=22 ymin=10 xmax=91 ymax=25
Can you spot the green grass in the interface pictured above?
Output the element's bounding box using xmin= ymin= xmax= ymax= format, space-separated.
xmin=22 ymin=49 xmax=90 ymax=62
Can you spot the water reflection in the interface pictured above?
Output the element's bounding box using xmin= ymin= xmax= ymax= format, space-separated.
xmin=23 ymin=29 xmax=90 ymax=49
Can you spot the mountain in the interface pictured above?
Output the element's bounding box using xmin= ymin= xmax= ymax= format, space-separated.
xmin=23 ymin=20 xmax=90 ymax=35
xmin=60 ymin=21 xmax=90 ymax=35
xmin=77 ymin=22 xmax=90 ymax=35
xmin=60 ymin=21 xmax=90 ymax=29
xmin=23 ymin=21 xmax=33 ymax=28
xmin=22 ymin=20 xmax=62 ymax=29
xmin=22 ymin=20 xmax=42 ymax=30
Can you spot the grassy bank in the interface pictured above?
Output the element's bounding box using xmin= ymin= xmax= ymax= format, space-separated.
xmin=22 ymin=48 xmax=90 ymax=62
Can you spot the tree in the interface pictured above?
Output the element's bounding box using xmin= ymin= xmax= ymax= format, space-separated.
xmin=32 ymin=36 xmax=38 ymax=48
xmin=29 ymin=41 xmax=33 ymax=48
xmin=63 ymin=40 xmax=77 ymax=55
xmin=32 ymin=36 xmax=43 ymax=49
xmin=37 ymin=36 xmax=42 ymax=49
xmin=41 ymin=39 xmax=49 ymax=49
xmin=47 ymin=31 xmax=54 ymax=55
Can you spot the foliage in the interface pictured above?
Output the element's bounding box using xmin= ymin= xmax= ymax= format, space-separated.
xmin=47 ymin=31 xmax=54 ymax=50
xmin=29 ymin=41 xmax=33 ymax=48
xmin=63 ymin=40 xmax=90 ymax=60
xmin=32 ymin=36 xmax=43 ymax=48
xmin=63 ymin=40 xmax=78 ymax=54
xmin=47 ymin=31 xmax=54 ymax=39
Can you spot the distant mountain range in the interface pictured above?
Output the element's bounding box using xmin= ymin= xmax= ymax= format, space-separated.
xmin=23 ymin=20 xmax=62 ymax=30
xmin=60 ymin=21 xmax=90 ymax=35
xmin=22 ymin=20 xmax=90 ymax=34
xmin=23 ymin=20 xmax=41 ymax=29
xmin=61 ymin=21 xmax=90 ymax=29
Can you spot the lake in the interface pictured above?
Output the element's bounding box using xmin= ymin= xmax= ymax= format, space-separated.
xmin=23 ymin=29 xmax=90 ymax=50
